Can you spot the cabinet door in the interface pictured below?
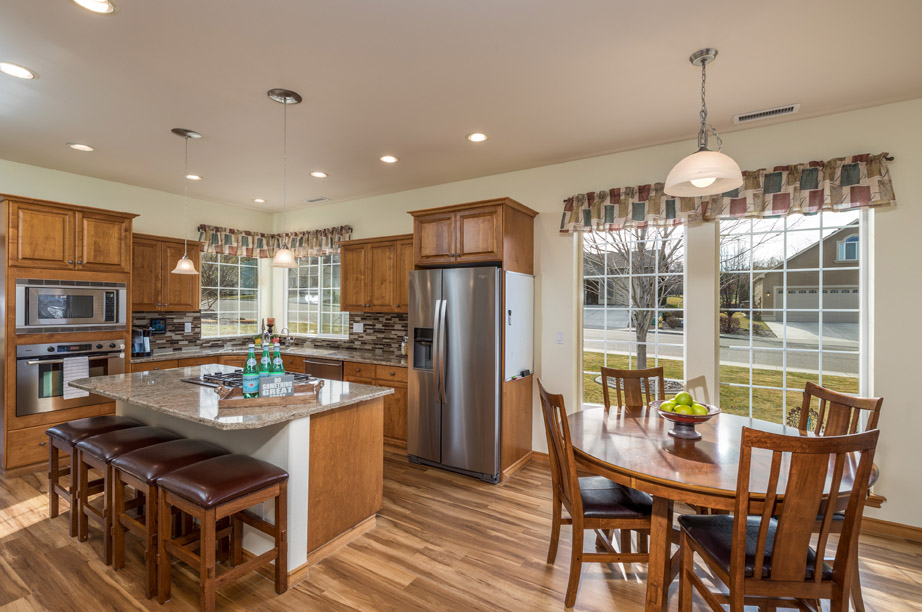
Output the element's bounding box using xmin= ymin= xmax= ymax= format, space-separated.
xmin=8 ymin=201 xmax=75 ymax=269
xmin=340 ymin=243 xmax=368 ymax=311
xmin=367 ymin=241 xmax=396 ymax=311
xmin=456 ymin=206 xmax=503 ymax=262
xmin=132 ymin=237 xmax=162 ymax=311
xmin=131 ymin=360 xmax=179 ymax=373
xmin=76 ymin=211 xmax=131 ymax=273
xmin=160 ymin=242 xmax=200 ymax=311
xmin=414 ymin=213 xmax=455 ymax=266
xmin=395 ymin=239 xmax=414 ymax=311
xmin=220 ymin=355 xmax=246 ymax=368
xmin=383 ymin=383 xmax=408 ymax=447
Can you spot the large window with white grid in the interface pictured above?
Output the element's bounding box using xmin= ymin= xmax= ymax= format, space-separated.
xmin=200 ymin=254 xmax=260 ymax=337
xmin=286 ymin=254 xmax=348 ymax=337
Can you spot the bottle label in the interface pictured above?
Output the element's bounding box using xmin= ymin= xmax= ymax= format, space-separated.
xmin=246 ymin=358 xmax=257 ymax=368
xmin=242 ymin=374 xmax=259 ymax=394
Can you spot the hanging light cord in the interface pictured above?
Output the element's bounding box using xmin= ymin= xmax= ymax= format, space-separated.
xmin=697 ymin=59 xmax=723 ymax=152
xmin=183 ymin=135 xmax=189 ymax=257
xmin=282 ymin=98 xmax=288 ymax=249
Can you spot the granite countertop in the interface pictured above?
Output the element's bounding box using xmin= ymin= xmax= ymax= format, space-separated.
xmin=130 ymin=345 xmax=408 ymax=368
xmin=69 ymin=364 xmax=395 ymax=430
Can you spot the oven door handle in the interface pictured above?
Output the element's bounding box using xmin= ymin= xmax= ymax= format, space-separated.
xmin=24 ymin=355 xmax=113 ymax=365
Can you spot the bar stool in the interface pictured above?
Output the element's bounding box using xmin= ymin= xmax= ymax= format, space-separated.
xmin=75 ymin=426 xmax=183 ymax=564
xmin=46 ymin=416 xmax=143 ymax=537
xmin=110 ymin=439 xmax=228 ymax=598
xmin=156 ymin=454 xmax=289 ymax=612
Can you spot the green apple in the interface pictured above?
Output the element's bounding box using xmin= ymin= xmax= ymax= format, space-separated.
xmin=674 ymin=392 xmax=694 ymax=406
xmin=691 ymin=403 xmax=709 ymax=416
xmin=674 ymin=405 xmax=694 ymax=415
xmin=659 ymin=400 xmax=676 ymax=412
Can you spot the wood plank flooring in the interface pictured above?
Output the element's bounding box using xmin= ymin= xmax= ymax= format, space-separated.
xmin=1 ymin=453 xmax=920 ymax=611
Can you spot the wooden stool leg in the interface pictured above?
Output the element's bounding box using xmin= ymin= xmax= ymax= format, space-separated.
xmin=77 ymin=453 xmax=90 ymax=542
xmin=217 ymin=517 xmax=230 ymax=564
xmin=275 ymin=481 xmax=288 ymax=594
xmin=49 ymin=440 xmax=60 ymax=519
xmin=103 ymin=465 xmax=114 ymax=566
xmin=68 ymin=447 xmax=79 ymax=538
xmin=157 ymin=488 xmax=172 ymax=605
xmin=200 ymin=507 xmax=217 ymax=612
xmin=620 ymin=529 xmax=632 ymax=554
xmin=112 ymin=470 xmax=126 ymax=570
xmin=231 ymin=514 xmax=243 ymax=567
xmin=145 ymin=485 xmax=159 ymax=600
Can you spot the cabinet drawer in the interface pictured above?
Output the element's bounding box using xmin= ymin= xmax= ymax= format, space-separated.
xmin=220 ymin=356 xmax=246 ymax=368
xmin=375 ymin=365 xmax=407 ymax=383
xmin=179 ymin=357 xmax=220 ymax=367
xmin=6 ymin=424 xmax=54 ymax=468
xmin=344 ymin=361 xmax=374 ymax=378
xmin=281 ymin=354 xmax=305 ymax=373
xmin=131 ymin=360 xmax=178 ymax=372
xmin=343 ymin=375 xmax=375 ymax=386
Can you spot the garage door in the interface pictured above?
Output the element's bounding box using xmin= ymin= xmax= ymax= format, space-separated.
xmin=773 ymin=286 xmax=858 ymax=322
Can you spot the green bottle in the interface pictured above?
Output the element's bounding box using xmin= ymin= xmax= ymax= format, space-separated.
xmin=242 ymin=343 xmax=259 ymax=398
xmin=259 ymin=343 xmax=272 ymax=378
xmin=271 ymin=340 xmax=285 ymax=374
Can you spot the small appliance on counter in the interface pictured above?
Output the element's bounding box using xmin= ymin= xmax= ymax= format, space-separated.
xmin=148 ymin=318 xmax=167 ymax=335
xmin=131 ymin=327 xmax=152 ymax=357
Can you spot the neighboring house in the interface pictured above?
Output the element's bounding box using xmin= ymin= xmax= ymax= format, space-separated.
xmin=754 ymin=222 xmax=859 ymax=323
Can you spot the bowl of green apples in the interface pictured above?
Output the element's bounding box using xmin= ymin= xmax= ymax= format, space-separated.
xmin=652 ymin=392 xmax=720 ymax=440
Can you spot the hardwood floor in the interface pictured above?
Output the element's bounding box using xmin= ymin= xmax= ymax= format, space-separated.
xmin=1 ymin=453 xmax=920 ymax=611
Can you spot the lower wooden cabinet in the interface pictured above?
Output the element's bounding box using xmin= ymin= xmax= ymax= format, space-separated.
xmin=343 ymin=361 xmax=408 ymax=449
xmin=6 ymin=423 xmax=55 ymax=469
xmin=131 ymin=360 xmax=178 ymax=372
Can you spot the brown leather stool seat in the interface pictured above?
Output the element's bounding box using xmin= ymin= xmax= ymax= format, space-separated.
xmin=75 ymin=426 xmax=183 ymax=565
xmin=110 ymin=439 xmax=228 ymax=599
xmin=46 ymin=416 xmax=143 ymax=537
xmin=157 ymin=454 xmax=289 ymax=611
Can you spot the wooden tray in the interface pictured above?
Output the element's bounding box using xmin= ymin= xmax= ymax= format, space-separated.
xmin=215 ymin=380 xmax=325 ymax=409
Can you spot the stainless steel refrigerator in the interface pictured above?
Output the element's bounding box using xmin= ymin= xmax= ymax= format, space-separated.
xmin=408 ymin=267 xmax=502 ymax=483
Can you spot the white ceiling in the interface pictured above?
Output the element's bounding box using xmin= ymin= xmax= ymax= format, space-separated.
xmin=1 ymin=0 xmax=921 ymax=212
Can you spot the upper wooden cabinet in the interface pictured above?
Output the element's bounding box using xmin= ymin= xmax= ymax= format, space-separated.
xmin=340 ymin=234 xmax=414 ymax=313
xmin=5 ymin=197 xmax=135 ymax=272
xmin=409 ymin=198 xmax=537 ymax=272
xmin=131 ymin=233 xmax=201 ymax=312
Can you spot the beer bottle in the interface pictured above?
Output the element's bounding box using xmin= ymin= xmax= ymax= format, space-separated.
xmin=259 ymin=342 xmax=272 ymax=378
xmin=271 ymin=340 xmax=285 ymax=374
xmin=242 ymin=343 xmax=259 ymax=398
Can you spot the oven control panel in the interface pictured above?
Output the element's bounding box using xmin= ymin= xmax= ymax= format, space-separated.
xmin=16 ymin=340 xmax=125 ymax=358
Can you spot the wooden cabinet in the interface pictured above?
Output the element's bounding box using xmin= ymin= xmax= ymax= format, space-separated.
xmin=339 ymin=234 xmax=414 ymax=313
xmin=409 ymin=198 xmax=537 ymax=272
xmin=6 ymin=198 xmax=135 ymax=272
xmin=343 ymin=361 xmax=408 ymax=449
xmin=220 ymin=355 xmax=246 ymax=368
xmin=131 ymin=233 xmax=201 ymax=312
xmin=131 ymin=360 xmax=179 ymax=373
xmin=280 ymin=354 xmax=306 ymax=373
xmin=6 ymin=424 xmax=55 ymax=469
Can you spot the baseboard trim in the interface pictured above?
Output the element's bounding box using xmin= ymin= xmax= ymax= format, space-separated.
xmin=2 ymin=459 xmax=52 ymax=478
xmin=861 ymin=517 xmax=922 ymax=543
xmin=530 ymin=451 xmax=549 ymax=464
xmin=501 ymin=451 xmax=533 ymax=481
xmin=306 ymin=515 xmax=377 ymax=567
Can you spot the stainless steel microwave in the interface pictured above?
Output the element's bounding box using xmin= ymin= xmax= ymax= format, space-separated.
xmin=15 ymin=280 xmax=127 ymax=333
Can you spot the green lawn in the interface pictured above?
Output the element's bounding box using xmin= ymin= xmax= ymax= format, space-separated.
xmin=725 ymin=311 xmax=773 ymax=336
xmin=582 ymin=352 xmax=858 ymax=424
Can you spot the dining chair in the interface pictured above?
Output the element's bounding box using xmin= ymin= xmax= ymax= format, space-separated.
xmin=600 ymin=366 xmax=665 ymax=414
xmin=799 ymin=381 xmax=884 ymax=612
xmin=537 ymin=379 xmax=653 ymax=607
xmin=678 ymin=426 xmax=879 ymax=612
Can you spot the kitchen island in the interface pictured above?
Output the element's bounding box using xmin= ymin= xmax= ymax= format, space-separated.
xmin=70 ymin=364 xmax=393 ymax=582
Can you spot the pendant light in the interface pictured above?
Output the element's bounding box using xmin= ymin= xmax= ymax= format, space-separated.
xmin=269 ymin=88 xmax=301 ymax=268
xmin=664 ymin=49 xmax=743 ymax=197
xmin=171 ymin=128 xmax=202 ymax=275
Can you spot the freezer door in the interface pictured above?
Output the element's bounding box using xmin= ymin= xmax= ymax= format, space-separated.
xmin=441 ymin=267 xmax=501 ymax=477
xmin=408 ymin=269 xmax=442 ymax=463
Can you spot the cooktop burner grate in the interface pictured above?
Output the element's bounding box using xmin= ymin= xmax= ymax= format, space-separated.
xmin=181 ymin=370 xmax=319 ymax=389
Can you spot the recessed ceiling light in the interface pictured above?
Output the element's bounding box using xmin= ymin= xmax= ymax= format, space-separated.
xmin=0 ymin=62 xmax=36 ymax=80
xmin=380 ymin=155 xmax=398 ymax=164
xmin=185 ymin=174 xmax=202 ymax=181
xmin=71 ymin=0 xmax=118 ymax=14
xmin=67 ymin=142 xmax=95 ymax=152
xmin=253 ymin=198 xmax=267 ymax=204
xmin=310 ymin=171 xmax=328 ymax=178
xmin=466 ymin=132 xmax=488 ymax=142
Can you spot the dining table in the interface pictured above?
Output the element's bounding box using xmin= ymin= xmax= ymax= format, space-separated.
xmin=568 ymin=405 xmax=875 ymax=612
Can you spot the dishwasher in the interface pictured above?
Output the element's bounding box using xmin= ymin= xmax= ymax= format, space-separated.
xmin=303 ymin=357 xmax=343 ymax=381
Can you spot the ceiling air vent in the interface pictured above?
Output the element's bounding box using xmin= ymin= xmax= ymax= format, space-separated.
xmin=733 ymin=103 xmax=800 ymax=124
xmin=305 ymin=196 xmax=330 ymax=204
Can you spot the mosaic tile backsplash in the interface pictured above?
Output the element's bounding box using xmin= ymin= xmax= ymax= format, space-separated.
xmin=133 ymin=311 xmax=407 ymax=356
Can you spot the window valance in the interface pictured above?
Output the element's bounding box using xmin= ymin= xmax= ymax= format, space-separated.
xmin=560 ymin=152 xmax=895 ymax=233
xmin=197 ymin=224 xmax=353 ymax=258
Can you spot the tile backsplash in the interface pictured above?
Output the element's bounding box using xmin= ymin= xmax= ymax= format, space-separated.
xmin=132 ymin=311 xmax=407 ymax=356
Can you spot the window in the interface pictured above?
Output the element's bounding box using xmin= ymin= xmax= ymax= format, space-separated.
xmin=581 ymin=226 xmax=685 ymax=405
xmin=837 ymin=234 xmax=859 ymax=261
xmin=200 ymin=254 xmax=259 ymax=337
xmin=286 ymin=254 xmax=348 ymax=337
xmin=719 ymin=212 xmax=864 ymax=425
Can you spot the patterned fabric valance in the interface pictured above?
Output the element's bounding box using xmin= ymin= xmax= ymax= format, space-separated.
xmin=197 ymin=225 xmax=353 ymax=259
xmin=560 ymin=152 xmax=896 ymax=233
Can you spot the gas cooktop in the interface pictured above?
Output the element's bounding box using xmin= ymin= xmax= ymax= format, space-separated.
xmin=181 ymin=370 xmax=319 ymax=389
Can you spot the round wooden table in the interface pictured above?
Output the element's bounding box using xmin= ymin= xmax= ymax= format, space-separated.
xmin=568 ymin=407 xmax=871 ymax=612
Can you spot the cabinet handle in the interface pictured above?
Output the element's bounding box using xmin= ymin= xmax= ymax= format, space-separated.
xmin=68 ymin=259 xmax=74 ymax=264
xmin=389 ymin=372 xmax=395 ymax=377
xmin=39 ymin=441 xmax=47 ymax=447
xmin=77 ymin=260 xmax=83 ymax=264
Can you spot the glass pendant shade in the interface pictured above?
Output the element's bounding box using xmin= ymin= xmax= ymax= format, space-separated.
xmin=171 ymin=254 xmax=198 ymax=274
xmin=664 ymin=149 xmax=743 ymax=197
xmin=272 ymin=247 xmax=298 ymax=268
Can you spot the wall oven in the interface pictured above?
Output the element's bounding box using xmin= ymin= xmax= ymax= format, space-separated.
xmin=15 ymin=280 xmax=127 ymax=333
xmin=16 ymin=340 xmax=125 ymax=417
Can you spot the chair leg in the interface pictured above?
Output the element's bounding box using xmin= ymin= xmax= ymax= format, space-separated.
xmin=112 ymin=471 xmax=126 ymax=570
xmin=850 ymin=544 xmax=865 ymax=612
xmin=103 ymin=465 xmax=113 ymax=566
xmin=564 ymin=522 xmax=584 ymax=608
xmin=200 ymin=507 xmax=217 ymax=612
xmin=620 ymin=529 xmax=632 ymax=554
xmin=679 ymin=530 xmax=692 ymax=612
xmin=49 ymin=441 xmax=60 ymax=519
xmin=232 ymin=514 xmax=243 ymax=567
xmin=547 ymin=493 xmax=562 ymax=564
xmin=77 ymin=453 xmax=89 ymax=543
xmin=157 ymin=489 xmax=172 ymax=605
xmin=145 ymin=485 xmax=159 ymax=600
xmin=274 ymin=480 xmax=288 ymax=595
xmin=830 ymin=584 xmax=846 ymax=612
xmin=638 ymin=529 xmax=649 ymax=554
xmin=217 ymin=517 xmax=230 ymax=564
xmin=69 ymin=447 xmax=79 ymax=538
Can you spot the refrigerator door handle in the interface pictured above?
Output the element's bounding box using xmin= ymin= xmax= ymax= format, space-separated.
xmin=432 ymin=299 xmax=442 ymax=400
xmin=438 ymin=298 xmax=448 ymax=404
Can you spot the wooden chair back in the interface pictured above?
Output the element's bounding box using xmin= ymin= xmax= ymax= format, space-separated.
xmin=732 ymin=427 xmax=879 ymax=588
xmin=537 ymin=379 xmax=581 ymax=516
xmin=799 ymin=381 xmax=883 ymax=436
xmin=600 ymin=366 xmax=665 ymax=414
